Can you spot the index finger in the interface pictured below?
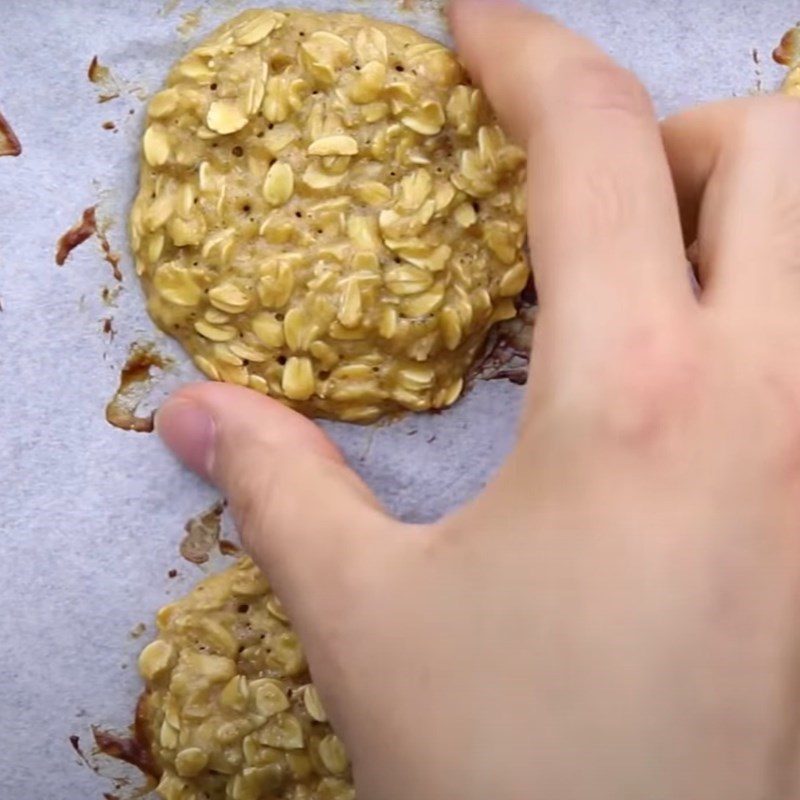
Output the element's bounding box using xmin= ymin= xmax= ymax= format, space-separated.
xmin=450 ymin=0 xmax=696 ymax=380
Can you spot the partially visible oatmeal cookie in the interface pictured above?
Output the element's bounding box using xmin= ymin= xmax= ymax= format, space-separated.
xmin=131 ymin=9 xmax=528 ymax=422
xmin=776 ymin=25 xmax=800 ymax=95
xmin=138 ymin=556 xmax=353 ymax=800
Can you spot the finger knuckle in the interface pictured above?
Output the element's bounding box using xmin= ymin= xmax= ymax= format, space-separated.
xmin=560 ymin=58 xmax=653 ymax=120
xmin=592 ymin=328 xmax=702 ymax=449
xmin=577 ymin=168 xmax=640 ymax=239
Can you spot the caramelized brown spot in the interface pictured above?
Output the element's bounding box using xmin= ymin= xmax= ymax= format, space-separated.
xmin=97 ymin=225 xmax=123 ymax=281
xmin=0 ymin=111 xmax=22 ymax=157
xmin=101 ymin=285 xmax=122 ymax=307
xmin=219 ymin=538 xmax=241 ymax=557
xmin=88 ymin=55 xmax=110 ymax=84
xmin=93 ymin=695 xmax=158 ymax=778
xmin=56 ymin=207 xmax=97 ymax=266
xmin=105 ymin=343 xmax=169 ymax=433
xmin=129 ymin=622 xmax=146 ymax=639
xmin=180 ymin=501 xmax=225 ymax=564
xmin=469 ymin=295 xmax=536 ymax=387
xmin=69 ymin=734 xmax=92 ymax=770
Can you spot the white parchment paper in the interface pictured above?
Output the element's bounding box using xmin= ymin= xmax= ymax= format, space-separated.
xmin=0 ymin=0 xmax=791 ymax=796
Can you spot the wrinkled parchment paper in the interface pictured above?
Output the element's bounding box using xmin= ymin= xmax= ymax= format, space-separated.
xmin=0 ymin=0 xmax=790 ymax=795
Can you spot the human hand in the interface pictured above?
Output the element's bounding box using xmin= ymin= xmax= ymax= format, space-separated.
xmin=156 ymin=1 xmax=800 ymax=797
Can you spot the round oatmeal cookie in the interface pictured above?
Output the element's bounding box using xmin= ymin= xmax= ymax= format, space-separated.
xmin=131 ymin=8 xmax=528 ymax=423
xmin=138 ymin=557 xmax=353 ymax=800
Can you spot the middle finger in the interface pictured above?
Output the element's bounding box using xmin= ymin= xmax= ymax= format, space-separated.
xmin=450 ymin=1 xmax=697 ymax=387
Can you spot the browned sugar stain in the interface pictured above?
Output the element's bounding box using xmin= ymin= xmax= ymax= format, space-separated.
xmin=129 ymin=622 xmax=146 ymax=639
xmin=93 ymin=696 xmax=158 ymax=780
xmin=105 ymin=344 xmax=169 ymax=433
xmin=180 ymin=500 xmax=225 ymax=565
xmin=56 ymin=207 xmax=97 ymax=266
xmin=219 ymin=539 xmax=241 ymax=557
xmin=101 ymin=285 xmax=122 ymax=306
xmin=471 ymin=288 xmax=536 ymax=387
xmin=69 ymin=734 xmax=94 ymax=770
xmin=97 ymin=225 xmax=123 ymax=281
xmin=0 ymin=111 xmax=22 ymax=157
xmin=89 ymin=55 xmax=137 ymax=103
xmin=88 ymin=55 xmax=110 ymax=83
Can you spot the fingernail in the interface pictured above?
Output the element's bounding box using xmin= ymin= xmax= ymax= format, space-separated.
xmin=155 ymin=398 xmax=216 ymax=479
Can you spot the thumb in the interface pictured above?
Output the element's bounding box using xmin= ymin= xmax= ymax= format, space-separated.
xmin=155 ymin=383 xmax=394 ymax=623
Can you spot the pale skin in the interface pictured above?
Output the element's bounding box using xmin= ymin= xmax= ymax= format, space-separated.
xmin=155 ymin=0 xmax=800 ymax=796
